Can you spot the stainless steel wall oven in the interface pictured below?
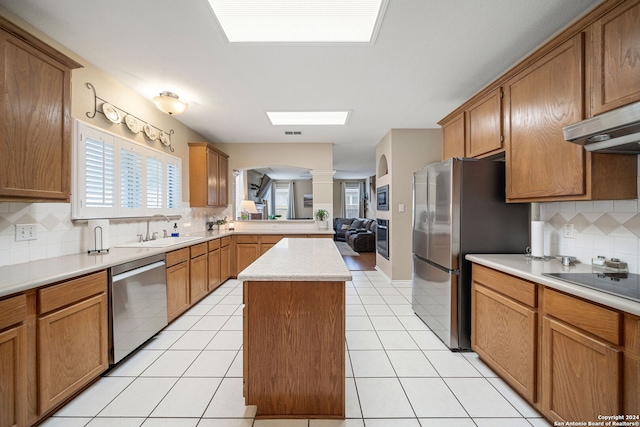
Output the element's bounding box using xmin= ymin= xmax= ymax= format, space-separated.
xmin=376 ymin=219 xmax=389 ymax=259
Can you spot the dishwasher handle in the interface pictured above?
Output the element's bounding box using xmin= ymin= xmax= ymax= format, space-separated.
xmin=112 ymin=260 xmax=166 ymax=283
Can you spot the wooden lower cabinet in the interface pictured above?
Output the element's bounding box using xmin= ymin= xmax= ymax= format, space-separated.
xmin=235 ymin=235 xmax=260 ymax=275
xmin=0 ymin=293 xmax=30 ymax=427
xmin=166 ymin=248 xmax=190 ymax=322
xmin=541 ymin=316 xmax=622 ymax=422
xmin=260 ymin=235 xmax=282 ymax=255
xmin=624 ymin=314 xmax=640 ymax=415
xmin=208 ymin=239 xmax=221 ymax=292
xmin=220 ymin=239 xmax=231 ymax=283
xmin=189 ymin=243 xmax=208 ymax=305
xmin=472 ymin=283 xmax=537 ymax=402
xmin=471 ymin=263 xmax=636 ymax=424
xmin=37 ymin=271 xmax=108 ymax=415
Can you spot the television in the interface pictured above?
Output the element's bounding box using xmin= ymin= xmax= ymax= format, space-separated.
xmin=377 ymin=185 xmax=389 ymax=211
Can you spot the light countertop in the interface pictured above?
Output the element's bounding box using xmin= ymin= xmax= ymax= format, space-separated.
xmin=466 ymin=254 xmax=640 ymax=316
xmin=238 ymin=238 xmax=352 ymax=282
xmin=0 ymin=229 xmax=333 ymax=298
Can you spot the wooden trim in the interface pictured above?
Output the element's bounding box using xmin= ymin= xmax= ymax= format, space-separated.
xmin=543 ymin=288 xmax=622 ymax=344
xmin=166 ymin=247 xmax=189 ymax=267
xmin=0 ymin=293 xmax=27 ymax=331
xmin=472 ymin=264 xmax=536 ymax=307
xmin=38 ymin=271 xmax=107 ymax=315
xmin=0 ymin=15 xmax=82 ymax=69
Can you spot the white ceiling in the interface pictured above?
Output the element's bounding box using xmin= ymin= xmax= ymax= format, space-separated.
xmin=0 ymin=0 xmax=600 ymax=179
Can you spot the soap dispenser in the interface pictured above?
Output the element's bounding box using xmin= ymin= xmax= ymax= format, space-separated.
xmin=171 ymin=223 xmax=179 ymax=237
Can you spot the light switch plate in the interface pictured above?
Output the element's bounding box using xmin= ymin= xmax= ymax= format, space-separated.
xmin=399 ymin=203 xmax=405 ymax=212
xmin=16 ymin=224 xmax=37 ymax=241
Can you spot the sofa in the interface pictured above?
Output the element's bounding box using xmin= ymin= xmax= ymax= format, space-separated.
xmin=333 ymin=217 xmax=376 ymax=252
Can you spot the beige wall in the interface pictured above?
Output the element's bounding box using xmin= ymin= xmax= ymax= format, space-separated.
xmin=0 ymin=6 xmax=208 ymax=203
xmin=216 ymin=143 xmax=333 ymax=173
xmin=375 ymin=129 xmax=442 ymax=281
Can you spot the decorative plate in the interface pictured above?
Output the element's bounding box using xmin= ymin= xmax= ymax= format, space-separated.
xmin=102 ymin=103 xmax=121 ymax=124
xmin=143 ymin=123 xmax=159 ymax=141
xmin=159 ymin=131 xmax=171 ymax=146
xmin=124 ymin=115 xmax=142 ymax=133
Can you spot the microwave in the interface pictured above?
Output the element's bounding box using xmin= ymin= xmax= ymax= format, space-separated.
xmin=377 ymin=185 xmax=389 ymax=211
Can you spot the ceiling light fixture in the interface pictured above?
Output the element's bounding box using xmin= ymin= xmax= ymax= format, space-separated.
xmin=207 ymin=0 xmax=388 ymax=44
xmin=267 ymin=111 xmax=350 ymax=126
xmin=153 ymin=91 xmax=188 ymax=115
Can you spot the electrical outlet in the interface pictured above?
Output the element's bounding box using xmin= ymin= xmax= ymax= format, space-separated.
xmin=563 ymin=223 xmax=574 ymax=239
xmin=15 ymin=224 xmax=37 ymax=241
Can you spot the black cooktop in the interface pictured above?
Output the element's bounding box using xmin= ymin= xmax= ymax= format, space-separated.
xmin=543 ymin=272 xmax=640 ymax=303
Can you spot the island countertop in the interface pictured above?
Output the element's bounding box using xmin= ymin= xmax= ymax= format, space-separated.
xmin=237 ymin=238 xmax=352 ymax=282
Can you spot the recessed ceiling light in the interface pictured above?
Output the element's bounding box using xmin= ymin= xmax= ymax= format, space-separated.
xmin=207 ymin=0 xmax=387 ymax=43
xmin=267 ymin=111 xmax=350 ymax=126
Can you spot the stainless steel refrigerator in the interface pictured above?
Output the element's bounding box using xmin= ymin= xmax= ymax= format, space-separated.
xmin=412 ymin=158 xmax=529 ymax=350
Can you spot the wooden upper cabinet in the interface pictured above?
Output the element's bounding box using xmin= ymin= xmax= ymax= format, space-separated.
xmin=188 ymin=142 xmax=229 ymax=207
xmin=505 ymin=32 xmax=636 ymax=202
xmin=505 ymin=35 xmax=588 ymax=201
xmin=589 ymin=0 xmax=640 ymax=116
xmin=466 ymin=88 xmax=504 ymax=158
xmin=218 ymin=155 xmax=228 ymax=207
xmin=440 ymin=112 xmax=465 ymax=160
xmin=0 ymin=18 xmax=81 ymax=202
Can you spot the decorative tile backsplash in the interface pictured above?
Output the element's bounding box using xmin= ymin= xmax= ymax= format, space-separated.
xmin=0 ymin=202 xmax=231 ymax=267
xmin=542 ymin=198 xmax=640 ymax=274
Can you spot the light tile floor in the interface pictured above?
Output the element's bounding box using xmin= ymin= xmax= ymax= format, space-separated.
xmin=43 ymin=270 xmax=551 ymax=427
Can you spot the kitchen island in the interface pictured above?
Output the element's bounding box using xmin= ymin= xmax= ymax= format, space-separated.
xmin=238 ymin=238 xmax=351 ymax=419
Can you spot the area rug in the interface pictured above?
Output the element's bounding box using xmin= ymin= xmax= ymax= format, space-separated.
xmin=335 ymin=241 xmax=359 ymax=256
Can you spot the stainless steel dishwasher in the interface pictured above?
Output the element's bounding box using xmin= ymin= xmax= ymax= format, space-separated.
xmin=110 ymin=253 xmax=167 ymax=364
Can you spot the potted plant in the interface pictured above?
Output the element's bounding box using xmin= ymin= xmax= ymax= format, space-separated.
xmin=215 ymin=216 xmax=228 ymax=231
xmin=314 ymin=209 xmax=329 ymax=229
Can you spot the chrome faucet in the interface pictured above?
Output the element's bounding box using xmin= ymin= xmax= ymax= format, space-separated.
xmin=145 ymin=214 xmax=172 ymax=241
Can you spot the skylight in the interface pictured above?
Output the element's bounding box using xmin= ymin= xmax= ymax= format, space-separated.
xmin=267 ymin=111 xmax=350 ymax=126
xmin=207 ymin=0 xmax=387 ymax=43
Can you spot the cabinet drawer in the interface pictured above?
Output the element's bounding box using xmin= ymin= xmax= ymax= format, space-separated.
xmin=166 ymin=247 xmax=189 ymax=267
xmin=208 ymin=239 xmax=221 ymax=251
xmin=38 ymin=270 xmax=107 ymax=314
xmin=236 ymin=235 xmax=258 ymax=244
xmin=544 ymin=288 xmax=622 ymax=345
xmin=472 ymin=264 xmax=536 ymax=307
xmin=625 ymin=314 xmax=640 ymax=356
xmin=190 ymin=242 xmax=207 ymax=258
xmin=0 ymin=293 xmax=27 ymax=330
xmin=221 ymin=236 xmax=231 ymax=247
xmin=260 ymin=235 xmax=282 ymax=244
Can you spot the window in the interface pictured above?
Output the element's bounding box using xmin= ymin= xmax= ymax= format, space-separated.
xmin=273 ymin=181 xmax=290 ymax=218
xmin=345 ymin=182 xmax=361 ymax=217
xmin=73 ymin=121 xmax=182 ymax=219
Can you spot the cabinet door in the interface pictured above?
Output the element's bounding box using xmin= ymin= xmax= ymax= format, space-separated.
xmin=441 ymin=112 xmax=465 ymax=160
xmin=236 ymin=244 xmax=259 ymax=275
xmin=466 ymin=88 xmax=503 ymax=158
xmin=207 ymin=149 xmax=219 ymax=207
xmin=590 ymin=0 xmax=640 ymax=115
xmin=0 ymin=31 xmax=72 ymax=201
xmin=190 ymin=254 xmax=208 ymax=304
xmin=218 ymin=155 xmax=228 ymax=207
xmin=472 ymin=283 xmax=537 ymax=402
xmin=38 ymin=293 xmax=108 ymax=413
xmin=208 ymin=248 xmax=221 ymax=291
xmin=542 ymin=316 xmax=622 ymax=423
xmin=166 ymin=261 xmax=190 ymax=322
xmin=0 ymin=325 xmax=27 ymax=427
xmin=220 ymin=244 xmax=231 ymax=283
xmin=505 ymin=34 xmax=585 ymax=201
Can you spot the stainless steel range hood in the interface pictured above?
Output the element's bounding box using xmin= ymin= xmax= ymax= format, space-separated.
xmin=563 ymin=101 xmax=640 ymax=153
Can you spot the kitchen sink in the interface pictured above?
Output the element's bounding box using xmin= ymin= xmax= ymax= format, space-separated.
xmin=115 ymin=236 xmax=202 ymax=248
